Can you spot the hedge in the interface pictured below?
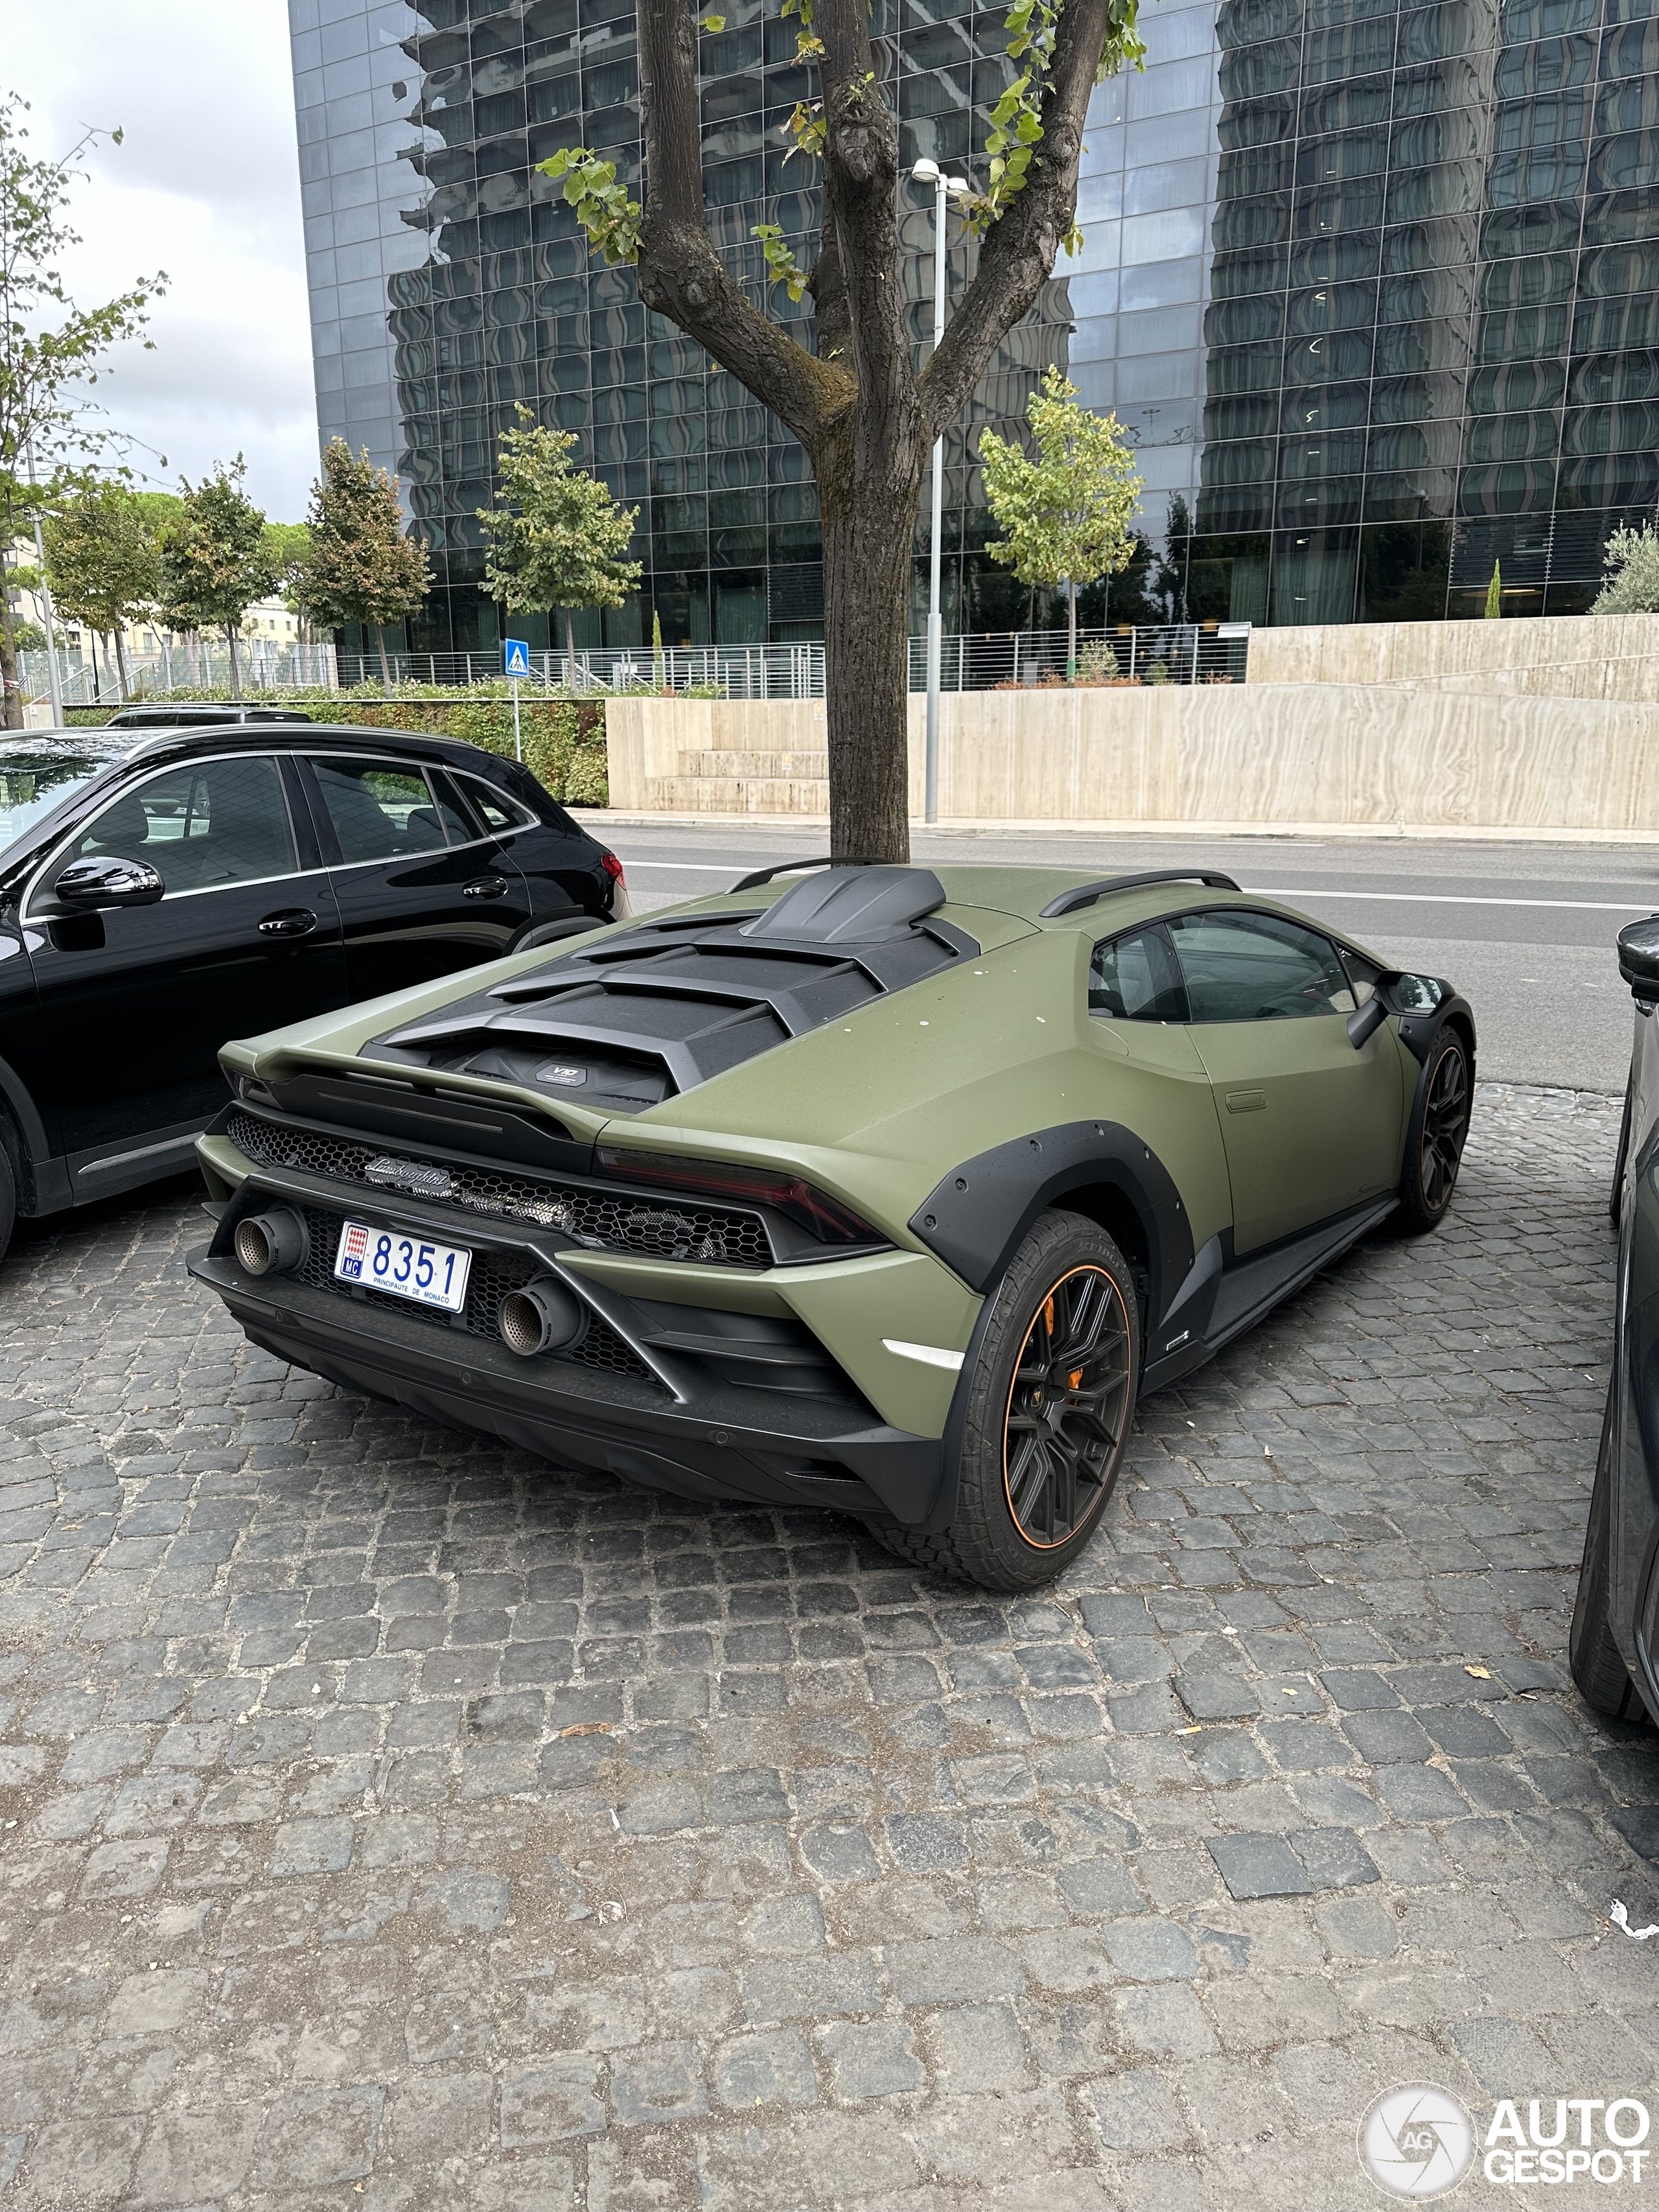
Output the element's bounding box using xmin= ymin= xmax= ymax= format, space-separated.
xmin=62 ymin=690 xmax=610 ymax=806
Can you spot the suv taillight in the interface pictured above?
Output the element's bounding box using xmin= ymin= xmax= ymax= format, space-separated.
xmin=600 ymin=851 xmax=625 ymax=885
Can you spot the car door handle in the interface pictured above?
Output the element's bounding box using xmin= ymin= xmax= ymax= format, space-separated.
xmin=1225 ymin=1089 xmax=1268 ymax=1114
xmin=259 ymin=909 xmax=318 ymax=938
xmin=463 ymin=877 xmax=509 ymax=900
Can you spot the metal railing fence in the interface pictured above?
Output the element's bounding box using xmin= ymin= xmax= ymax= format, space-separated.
xmin=21 ymin=624 xmax=1249 ymax=713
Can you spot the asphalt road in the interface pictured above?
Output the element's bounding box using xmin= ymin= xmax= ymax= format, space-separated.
xmin=590 ymin=821 xmax=1654 ymax=1094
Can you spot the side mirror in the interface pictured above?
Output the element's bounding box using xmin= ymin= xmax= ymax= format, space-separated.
xmin=1346 ymin=996 xmax=1389 ymax=1049
xmin=1619 ymin=916 xmax=1659 ymax=1004
xmin=53 ymin=855 xmax=165 ymax=909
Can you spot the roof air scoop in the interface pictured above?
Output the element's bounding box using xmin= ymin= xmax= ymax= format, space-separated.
xmin=741 ymin=866 xmax=947 ymax=945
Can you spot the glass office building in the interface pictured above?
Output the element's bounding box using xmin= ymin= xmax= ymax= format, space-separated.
xmin=290 ymin=0 xmax=1075 ymax=653
xmin=291 ymin=0 xmax=1659 ymax=636
xmin=1187 ymin=0 xmax=1659 ymax=623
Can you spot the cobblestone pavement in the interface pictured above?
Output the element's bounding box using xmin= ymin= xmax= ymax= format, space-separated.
xmin=0 ymin=1083 xmax=1654 ymax=2211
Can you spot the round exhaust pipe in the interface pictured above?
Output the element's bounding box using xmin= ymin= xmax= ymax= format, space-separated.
xmin=234 ymin=1209 xmax=309 ymax=1277
xmin=498 ymin=1277 xmax=586 ymax=1357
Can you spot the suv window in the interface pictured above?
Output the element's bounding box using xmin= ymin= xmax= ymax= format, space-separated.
xmin=1089 ymin=925 xmax=1189 ymax=1020
xmin=455 ymin=771 xmax=537 ymax=833
xmin=310 ymin=757 xmax=466 ymax=862
xmin=1168 ymin=909 xmax=1356 ymax=1022
xmin=59 ymin=756 xmax=298 ymax=896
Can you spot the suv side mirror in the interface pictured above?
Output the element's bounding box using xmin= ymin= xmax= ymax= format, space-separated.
xmin=52 ymin=855 xmax=165 ymax=909
xmin=1619 ymin=916 xmax=1659 ymax=1004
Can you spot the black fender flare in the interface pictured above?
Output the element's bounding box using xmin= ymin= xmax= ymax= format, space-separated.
xmin=1397 ymin=988 xmax=1476 ymax=1072
xmin=902 ymin=1121 xmax=1190 ymax=1533
xmin=907 ymin=1119 xmax=1193 ymax=1327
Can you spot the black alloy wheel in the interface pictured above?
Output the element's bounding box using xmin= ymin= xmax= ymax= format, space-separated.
xmin=872 ymin=1211 xmax=1141 ymax=1589
xmin=1003 ymin=1264 xmax=1133 ymax=1548
xmin=1398 ymin=1030 xmax=1472 ymax=1232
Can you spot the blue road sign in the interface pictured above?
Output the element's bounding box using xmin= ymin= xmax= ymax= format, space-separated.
xmin=503 ymin=638 xmax=531 ymax=679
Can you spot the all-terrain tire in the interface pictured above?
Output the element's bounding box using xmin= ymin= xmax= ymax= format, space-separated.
xmin=1396 ymin=1025 xmax=1472 ymax=1235
xmin=874 ymin=1209 xmax=1139 ymax=1591
xmin=1570 ymin=1391 xmax=1646 ymax=1720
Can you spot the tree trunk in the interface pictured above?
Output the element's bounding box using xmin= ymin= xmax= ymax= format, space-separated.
xmin=0 ymin=547 xmax=20 ymax=730
xmin=113 ymin=629 xmax=132 ymax=703
xmin=1067 ymin=580 xmax=1078 ymax=680
xmin=820 ymin=474 xmax=920 ymax=863
xmin=377 ymin=627 xmax=391 ymax=693
xmin=563 ymin=607 xmax=577 ymax=688
xmin=227 ymin=627 xmax=242 ymax=701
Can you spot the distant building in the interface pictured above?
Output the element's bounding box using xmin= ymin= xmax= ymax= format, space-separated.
xmin=289 ymin=0 xmax=1659 ymax=632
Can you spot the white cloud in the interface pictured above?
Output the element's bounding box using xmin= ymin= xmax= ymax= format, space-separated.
xmin=6 ymin=0 xmax=318 ymax=518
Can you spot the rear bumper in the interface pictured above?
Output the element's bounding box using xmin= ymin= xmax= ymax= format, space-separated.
xmin=187 ymin=1244 xmax=944 ymax=1524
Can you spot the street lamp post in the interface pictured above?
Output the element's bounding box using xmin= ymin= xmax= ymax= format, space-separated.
xmin=911 ymin=157 xmax=970 ymax=828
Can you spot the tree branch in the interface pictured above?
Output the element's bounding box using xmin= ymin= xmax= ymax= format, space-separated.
xmin=635 ymin=0 xmax=850 ymax=448
xmin=918 ymin=0 xmax=1108 ymax=441
xmin=815 ymin=0 xmax=918 ymax=491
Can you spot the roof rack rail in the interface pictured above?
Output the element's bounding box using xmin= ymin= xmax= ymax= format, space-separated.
xmin=1039 ymin=868 xmax=1242 ymax=918
xmin=727 ymin=854 xmax=884 ymax=894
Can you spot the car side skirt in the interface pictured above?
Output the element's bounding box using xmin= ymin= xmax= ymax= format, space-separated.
xmin=1141 ymin=1196 xmax=1398 ymax=1395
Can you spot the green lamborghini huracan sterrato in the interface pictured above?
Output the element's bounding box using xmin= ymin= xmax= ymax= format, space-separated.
xmin=189 ymin=861 xmax=1474 ymax=1590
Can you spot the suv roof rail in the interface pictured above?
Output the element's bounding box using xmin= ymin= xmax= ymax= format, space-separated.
xmin=1039 ymin=868 xmax=1242 ymax=918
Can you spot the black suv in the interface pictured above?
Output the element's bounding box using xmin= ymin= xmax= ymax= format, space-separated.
xmin=0 ymin=721 xmax=627 ymax=1263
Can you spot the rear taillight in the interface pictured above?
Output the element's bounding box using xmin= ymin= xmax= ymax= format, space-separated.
xmin=596 ymin=1146 xmax=880 ymax=1246
xmin=600 ymin=851 xmax=625 ymax=886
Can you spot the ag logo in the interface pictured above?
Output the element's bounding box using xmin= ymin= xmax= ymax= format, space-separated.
xmin=1358 ymin=2084 xmax=1476 ymax=2199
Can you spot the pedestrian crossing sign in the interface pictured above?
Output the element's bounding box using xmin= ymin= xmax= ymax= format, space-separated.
xmin=503 ymin=638 xmax=530 ymax=679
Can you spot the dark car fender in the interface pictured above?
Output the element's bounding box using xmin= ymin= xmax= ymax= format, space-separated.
xmin=1397 ymin=988 xmax=1476 ymax=1071
xmin=907 ymin=1119 xmax=1192 ymax=1323
xmin=900 ymin=1121 xmax=1190 ymax=1533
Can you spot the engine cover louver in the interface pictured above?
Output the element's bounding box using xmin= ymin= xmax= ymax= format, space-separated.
xmin=367 ymin=867 xmax=978 ymax=1112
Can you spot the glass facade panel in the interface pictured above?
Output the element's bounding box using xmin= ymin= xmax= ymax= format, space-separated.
xmin=292 ymin=0 xmax=1659 ymax=634
xmin=1191 ymin=0 xmax=1659 ymax=618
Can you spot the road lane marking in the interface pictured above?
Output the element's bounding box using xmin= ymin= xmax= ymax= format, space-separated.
xmin=620 ymin=859 xmax=1654 ymax=914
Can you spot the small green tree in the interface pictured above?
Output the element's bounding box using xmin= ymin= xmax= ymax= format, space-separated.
xmin=1484 ymin=560 xmax=1502 ymax=619
xmin=292 ymin=439 xmax=430 ymax=685
xmin=478 ymin=405 xmax=640 ymax=672
xmin=979 ymin=366 xmax=1143 ymax=677
xmin=0 ymin=96 xmax=165 ymax=724
xmin=41 ymin=480 xmax=161 ymax=699
xmin=158 ymin=458 xmax=277 ymax=698
xmin=1592 ymin=522 xmax=1659 ymax=614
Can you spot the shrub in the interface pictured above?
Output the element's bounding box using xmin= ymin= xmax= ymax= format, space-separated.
xmin=61 ymin=687 xmax=610 ymax=806
xmin=1143 ymin=659 xmax=1172 ymax=686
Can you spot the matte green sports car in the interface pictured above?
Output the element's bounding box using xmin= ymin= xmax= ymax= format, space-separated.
xmin=189 ymin=861 xmax=1474 ymax=1590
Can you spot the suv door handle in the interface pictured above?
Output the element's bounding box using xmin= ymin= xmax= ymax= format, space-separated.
xmin=463 ymin=877 xmax=509 ymax=900
xmin=259 ymin=908 xmax=318 ymax=938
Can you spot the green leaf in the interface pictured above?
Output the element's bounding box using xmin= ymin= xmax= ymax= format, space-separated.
xmin=699 ymin=12 xmax=726 ymax=29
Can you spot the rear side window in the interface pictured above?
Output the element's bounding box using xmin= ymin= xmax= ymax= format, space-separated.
xmin=310 ymin=757 xmax=465 ymax=862
xmin=456 ymin=772 xmax=537 ymax=833
xmin=1168 ymin=909 xmax=1356 ymax=1021
xmin=1089 ymin=926 xmax=1189 ymax=1020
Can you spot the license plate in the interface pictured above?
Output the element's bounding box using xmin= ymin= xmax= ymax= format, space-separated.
xmin=334 ymin=1220 xmax=471 ymax=1312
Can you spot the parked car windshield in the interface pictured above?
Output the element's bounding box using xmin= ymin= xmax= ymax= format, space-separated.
xmin=0 ymin=737 xmax=129 ymax=859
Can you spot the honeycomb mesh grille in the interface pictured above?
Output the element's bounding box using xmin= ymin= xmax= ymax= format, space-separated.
xmin=228 ymin=1109 xmax=771 ymax=1268
xmin=282 ymin=1202 xmax=662 ymax=1387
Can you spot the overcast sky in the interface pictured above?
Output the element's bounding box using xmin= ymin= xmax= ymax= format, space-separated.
xmin=7 ymin=2 xmax=319 ymax=520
